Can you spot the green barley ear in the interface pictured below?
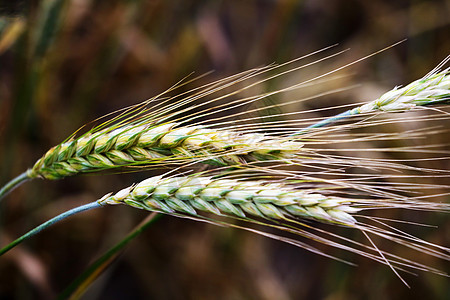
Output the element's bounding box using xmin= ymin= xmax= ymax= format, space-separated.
xmin=351 ymin=64 xmax=449 ymax=113
xmin=24 ymin=122 xmax=304 ymax=180
xmin=297 ymin=57 xmax=450 ymax=133
xmin=95 ymin=170 xmax=450 ymax=277
xmin=97 ymin=174 xmax=359 ymax=225
xmin=7 ymin=50 xmax=331 ymax=184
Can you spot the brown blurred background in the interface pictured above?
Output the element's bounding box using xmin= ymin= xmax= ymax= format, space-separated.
xmin=0 ymin=0 xmax=449 ymax=299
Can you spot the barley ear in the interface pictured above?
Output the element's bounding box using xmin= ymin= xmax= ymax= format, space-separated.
xmin=25 ymin=123 xmax=304 ymax=180
xmin=294 ymin=60 xmax=450 ymax=134
xmin=97 ymin=175 xmax=359 ymax=225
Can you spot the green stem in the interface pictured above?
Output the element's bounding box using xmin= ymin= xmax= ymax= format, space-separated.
xmin=291 ymin=110 xmax=354 ymax=135
xmin=60 ymin=212 xmax=161 ymax=300
xmin=0 ymin=171 xmax=30 ymax=201
xmin=0 ymin=202 xmax=101 ymax=256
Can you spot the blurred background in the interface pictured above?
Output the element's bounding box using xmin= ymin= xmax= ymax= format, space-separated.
xmin=0 ymin=0 xmax=449 ymax=299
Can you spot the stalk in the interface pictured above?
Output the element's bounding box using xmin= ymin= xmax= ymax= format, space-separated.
xmin=0 ymin=202 xmax=101 ymax=256
xmin=0 ymin=171 xmax=30 ymax=202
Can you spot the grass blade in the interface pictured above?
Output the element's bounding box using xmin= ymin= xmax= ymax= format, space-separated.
xmin=59 ymin=213 xmax=160 ymax=300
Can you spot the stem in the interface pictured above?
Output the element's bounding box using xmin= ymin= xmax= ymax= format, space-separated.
xmin=0 ymin=171 xmax=30 ymax=201
xmin=0 ymin=201 xmax=102 ymax=256
xmin=61 ymin=212 xmax=161 ymax=300
xmin=291 ymin=110 xmax=354 ymax=136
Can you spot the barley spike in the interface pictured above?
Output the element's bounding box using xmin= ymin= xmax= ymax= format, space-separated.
xmin=26 ymin=122 xmax=303 ymax=180
xmin=352 ymin=67 xmax=449 ymax=114
xmin=297 ymin=60 xmax=450 ymax=133
xmin=97 ymin=175 xmax=359 ymax=225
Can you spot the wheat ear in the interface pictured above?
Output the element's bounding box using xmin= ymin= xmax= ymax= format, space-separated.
xmin=26 ymin=65 xmax=450 ymax=180
xmin=97 ymin=175 xmax=363 ymax=225
xmin=352 ymin=67 xmax=449 ymax=112
xmin=298 ymin=59 xmax=450 ymax=132
xmin=94 ymin=172 xmax=450 ymax=276
xmin=27 ymin=122 xmax=303 ymax=180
